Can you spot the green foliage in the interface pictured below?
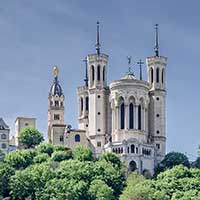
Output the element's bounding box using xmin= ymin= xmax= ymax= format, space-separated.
xmin=54 ymin=144 xmax=70 ymax=152
xmin=9 ymin=163 xmax=56 ymax=200
xmin=18 ymin=127 xmax=44 ymax=149
xmin=51 ymin=150 xmax=72 ymax=162
xmin=99 ymin=152 xmax=122 ymax=170
xmin=0 ymin=163 xmax=15 ymax=197
xmin=155 ymin=151 xmax=190 ymax=175
xmin=37 ymin=143 xmax=54 ymax=156
xmin=72 ymin=145 xmax=93 ymax=161
xmin=33 ymin=153 xmax=49 ymax=164
xmin=4 ymin=149 xmax=36 ymax=169
xmin=89 ymin=179 xmax=115 ymax=200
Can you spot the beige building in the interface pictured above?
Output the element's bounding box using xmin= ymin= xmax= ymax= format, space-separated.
xmin=15 ymin=117 xmax=36 ymax=147
xmin=0 ymin=118 xmax=10 ymax=155
xmin=48 ymin=23 xmax=167 ymax=175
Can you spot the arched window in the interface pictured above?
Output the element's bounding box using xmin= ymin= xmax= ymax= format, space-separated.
xmin=103 ymin=66 xmax=105 ymax=81
xmin=97 ymin=65 xmax=101 ymax=81
xmin=150 ymin=68 xmax=153 ymax=83
xmin=127 ymin=147 xmax=129 ymax=153
xmin=138 ymin=105 xmax=142 ymax=130
xmin=81 ymin=98 xmax=83 ymax=112
xmin=129 ymin=103 xmax=134 ymax=129
xmin=131 ymin=144 xmax=135 ymax=153
xmin=75 ymin=134 xmax=80 ymax=142
xmin=1 ymin=134 xmax=7 ymax=139
xmin=91 ymin=65 xmax=95 ymax=81
xmin=85 ymin=96 xmax=89 ymax=111
xmin=156 ymin=68 xmax=159 ymax=83
xmin=120 ymin=103 xmax=125 ymax=129
xmin=162 ymin=69 xmax=164 ymax=84
xmin=1 ymin=143 xmax=6 ymax=149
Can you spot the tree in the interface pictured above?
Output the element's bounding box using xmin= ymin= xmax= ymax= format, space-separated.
xmin=89 ymin=179 xmax=115 ymax=200
xmin=51 ymin=150 xmax=72 ymax=162
xmin=99 ymin=152 xmax=122 ymax=170
xmin=18 ymin=127 xmax=44 ymax=149
xmin=34 ymin=153 xmax=49 ymax=164
xmin=155 ymin=151 xmax=190 ymax=175
xmin=37 ymin=143 xmax=54 ymax=156
xmin=72 ymin=145 xmax=93 ymax=161
xmin=0 ymin=163 xmax=15 ymax=198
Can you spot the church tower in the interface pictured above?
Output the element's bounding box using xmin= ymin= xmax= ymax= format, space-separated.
xmin=87 ymin=22 xmax=110 ymax=155
xmin=146 ymin=24 xmax=167 ymax=164
xmin=48 ymin=66 xmax=66 ymax=144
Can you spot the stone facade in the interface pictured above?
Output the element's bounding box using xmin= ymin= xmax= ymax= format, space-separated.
xmin=48 ymin=25 xmax=167 ymax=175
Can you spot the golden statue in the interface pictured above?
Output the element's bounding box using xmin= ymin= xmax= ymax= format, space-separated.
xmin=53 ymin=66 xmax=59 ymax=77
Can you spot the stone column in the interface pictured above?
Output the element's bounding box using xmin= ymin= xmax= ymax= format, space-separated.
xmin=125 ymin=104 xmax=129 ymax=130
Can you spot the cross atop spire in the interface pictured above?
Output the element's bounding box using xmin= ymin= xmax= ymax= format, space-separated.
xmin=83 ymin=57 xmax=88 ymax=87
xmin=95 ymin=21 xmax=101 ymax=55
xmin=154 ymin=24 xmax=159 ymax=57
xmin=137 ymin=59 xmax=144 ymax=80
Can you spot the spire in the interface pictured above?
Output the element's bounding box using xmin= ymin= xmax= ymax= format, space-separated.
xmin=95 ymin=21 xmax=101 ymax=55
xmin=83 ymin=57 xmax=88 ymax=87
xmin=154 ymin=24 xmax=159 ymax=57
xmin=137 ymin=59 xmax=144 ymax=80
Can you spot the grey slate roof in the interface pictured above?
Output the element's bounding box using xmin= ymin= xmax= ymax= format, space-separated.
xmin=0 ymin=118 xmax=9 ymax=130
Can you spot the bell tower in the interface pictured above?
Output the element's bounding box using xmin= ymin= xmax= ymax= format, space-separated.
xmin=48 ymin=66 xmax=65 ymax=144
xmin=87 ymin=22 xmax=110 ymax=156
xmin=146 ymin=24 xmax=167 ymax=164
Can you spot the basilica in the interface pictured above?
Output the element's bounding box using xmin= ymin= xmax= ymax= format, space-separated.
xmin=48 ymin=23 xmax=167 ymax=175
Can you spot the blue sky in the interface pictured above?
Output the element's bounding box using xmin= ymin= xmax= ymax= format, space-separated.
xmin=1 ymin=1 xmax=200 ymax=160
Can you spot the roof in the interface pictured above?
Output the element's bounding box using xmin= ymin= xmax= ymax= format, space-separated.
xmin=49 ymin=77 xmax=63 ymax=97
xmin=0 ymin=118 xmax=9 ymax=130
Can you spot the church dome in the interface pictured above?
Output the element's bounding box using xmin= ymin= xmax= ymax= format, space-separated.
xmin=49 ymin=66 xmax=63 ymax=97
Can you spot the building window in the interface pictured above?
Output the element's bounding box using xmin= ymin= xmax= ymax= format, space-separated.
xmin=50 ymin=101 xmax=53 ymax=106
xmin=162 ymin=69 xmax=164 ymax=84
xmin=98 ymin=129 xmax=101 ymax=132
xmin=120 ymin=103 xmax=125 ymax=129
xmin=136 ymin=147 xmax=138 ymax=154
xmin=156 ymin=130 xmax=160 ymax=134
xmin=103 ymin=66 xmax=105 ymax=81
xmin=97 ymin=65 xmax=101 ymax=81
xmin=91 ymin=65 xmax=95 ymax=81
xmin=60 ymin=135 xmax=64 ymax=142
xmin=1 ymin=134 xmax=7 ymax=139
xmin=98 ymin=95 xmax=101 ymax=98
xmin=55 ymin=101 xmax=59 ymax=107
xmin=156 ymin=114 xmax=160 ymax=117
xmin=54 ymin=114 xmax=60 ymax=120
xmin=156 ymin=144 xmax=160 ymax=149
xmin=81 ymin=97 xmax=83 ymax=111
xmin=138 ymin=105 xmax=142 ymax=130
xmin=1 ymin=143 xmax=6 ymax=149
xmin=97 ymin=141 xmax=101 ymax=147
xmin=98 ymin=112 xmax=101 ymax=115
xmin=150 ymin=68 xmax=153 ymax=83
xmin=25 ymin=123 xmax=29 ymax=126
xmin=86 ymin=124 xmax=88 ymax=127
xmin=156 ymin=97 xmax=159 ymax=101
xmin=127 ymin=147 xmax=129 ymax=153
xmin=85 ymin=96 xmax=89 ymax=111
xmin=131 ymin=144 xmax=135 ymax=153
xmin=156 ymin=68 xmax=159 ymax=83
xmin=61 ymin=102 xmax=63 ymax=107
xmin=129 ymin=103 xmax=134 ymax=129
xmin=75 ymin=134 xmax=80 ymax=142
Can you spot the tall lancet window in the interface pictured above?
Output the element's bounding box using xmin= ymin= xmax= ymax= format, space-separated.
xmin=138 ymin=105 xmax=142 ymax=130
xmin=162 ymin=69 xmax=164 ymax=84
xmin=85 ymin=96 xmax=89 ymax=111
xmin=81 ymin=97 xmax=83 ymax=112
xmin=156 ymin=68 xmax=159 ymax=83
xmin=120 ymin=103 xmax=125 ymax=129
xmin=103 ymin=66 xmax=105 ymax=81
xmin=151 ymin=68 xmax=154 ymax=83
xmin=91 ymin=65 xmax=95 ymax=81
xmin=129 ymin=103 xmax=134 ymax=129
xmin=97 ymin=65 xmax=101 ymax=81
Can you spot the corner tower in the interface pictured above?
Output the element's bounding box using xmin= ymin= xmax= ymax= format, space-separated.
xmin=48 ymin=66 xmax=65 ymax=144
xmin=87 ymin=22 xmax=110 ymax=155
xmin=146 ymin=24 xmax=167 ymax=164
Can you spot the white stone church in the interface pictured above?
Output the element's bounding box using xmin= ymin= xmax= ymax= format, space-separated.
xmin=48 ymin=23 xmax=167 ymax=175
